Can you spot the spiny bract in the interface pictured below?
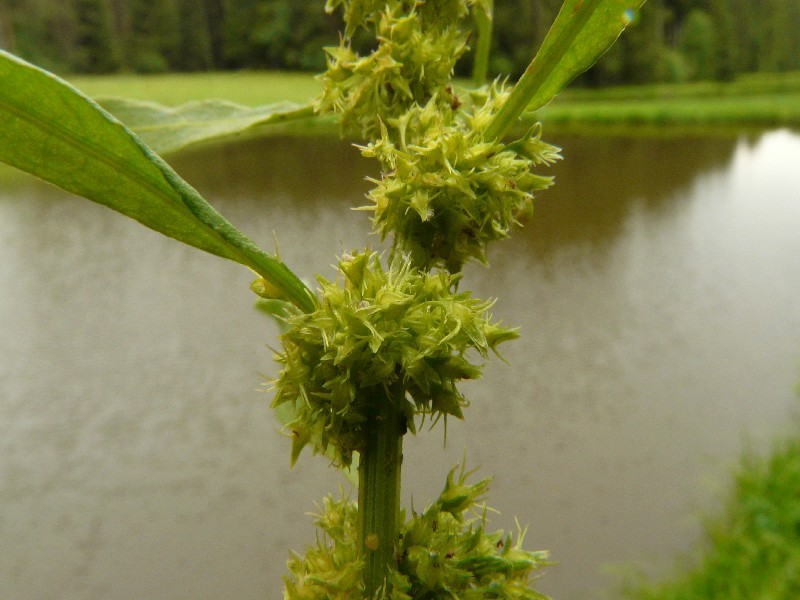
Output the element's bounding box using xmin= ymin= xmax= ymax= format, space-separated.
xmin=271 ymin=250 xmax=518 ymax=466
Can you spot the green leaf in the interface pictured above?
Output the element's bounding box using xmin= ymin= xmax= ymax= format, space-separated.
xmin=98 ymin=97 xmax=317 ymax=155
xmin=485 ymin=0 xmax=647 ymax=140
xmin=0 ymin=50 xmax=315 ymax=313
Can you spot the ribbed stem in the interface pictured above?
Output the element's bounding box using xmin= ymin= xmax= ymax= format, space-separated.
xmin=471 ymin=0 xmax=493 ymax=87
xmin=358 ymin=383 xmax=404 ymax=597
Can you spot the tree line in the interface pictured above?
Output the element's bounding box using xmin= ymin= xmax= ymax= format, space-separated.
xmin=0 ymin=0 xmax=798 ymax=84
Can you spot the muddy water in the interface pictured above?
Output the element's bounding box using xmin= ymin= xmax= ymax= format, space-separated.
xmin=1 ymin=130 xmax=799 ymax=599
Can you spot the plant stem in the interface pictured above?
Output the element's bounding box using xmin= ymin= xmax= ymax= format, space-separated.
xmin=471 ymin=0 xmax=493 ymax=88
xmin=358 ymin=382 xmax=405 ymax=597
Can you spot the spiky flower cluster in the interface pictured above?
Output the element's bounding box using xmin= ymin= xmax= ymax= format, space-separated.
xmin=272 ymin=251 xmax=517 ymax=466
xmin=284 ymin=493 xmax=362 ymax=600
xmin=318 ymin=1 xmax=560 ymax=271
xmin=361 ymin=87 xmax=561 ymax=272
xmin=317 ymin=0 xmax=482 ymax=138
xmin=284 ymin=467 xmax=550 ymax=600
xmin=284 ymin=1 xmax=558 ymax=595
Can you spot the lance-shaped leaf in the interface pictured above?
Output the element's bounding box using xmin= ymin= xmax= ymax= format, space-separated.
xmin=485 ymin=0 xmax=647 ymax=140
xmin=0 ymin=50 xmax=316 ymax=313
xmin=98 ymin=97 xmax=319 ymax=156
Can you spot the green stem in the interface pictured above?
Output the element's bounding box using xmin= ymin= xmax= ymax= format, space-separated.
xmin=358 ymin=383 xmax=405 ymax=597
xmin=471 ymin=0 xmax=493 ymax=87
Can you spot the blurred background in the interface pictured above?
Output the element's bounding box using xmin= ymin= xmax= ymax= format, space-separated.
xmin=0 ymin=0 xmax=798 ymax=83
xmin=1 ymin=2 xmax=799 ymax=600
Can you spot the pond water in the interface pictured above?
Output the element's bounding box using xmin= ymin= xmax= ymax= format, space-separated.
xmin=1 ymin=129 xmax=799 ymax=599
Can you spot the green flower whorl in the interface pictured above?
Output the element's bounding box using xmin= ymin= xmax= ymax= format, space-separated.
xmin=317 ymin=0 xmax=483 ymax=138
xmin=361 ymin=88 xmax=561 ymax=272
xmin=284 ymin=466 xmax=550 ymax=600
xmin=271 ymin=251 xmax=518 ymax=467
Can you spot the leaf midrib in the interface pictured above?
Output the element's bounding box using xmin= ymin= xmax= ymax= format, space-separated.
xmin=0 ymin=92 xmax=184 ymax=216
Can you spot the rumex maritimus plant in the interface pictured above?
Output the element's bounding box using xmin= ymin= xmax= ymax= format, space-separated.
xmin=0 ymin=0 xmax=645 ymax=596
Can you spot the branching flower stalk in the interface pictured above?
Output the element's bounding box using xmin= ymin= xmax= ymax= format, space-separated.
xmin=270 ymin=251 xmax=523 ymax=596
xmin=276 ymin=1 xmax=562 ymax=597
xmin=0 ymin=1 xmax=643 ymax=597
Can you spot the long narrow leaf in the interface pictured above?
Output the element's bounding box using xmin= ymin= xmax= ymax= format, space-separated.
xmin=485 ymin=0 xmax=646 ymax=140
xmin=98 ymin=97 xmax=317 ymax=155
xmin=0 ymin=50 xmax=315 ymax=313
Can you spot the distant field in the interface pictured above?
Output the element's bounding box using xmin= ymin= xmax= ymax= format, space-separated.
xmin=537 ymin=71 xmax=800 ymax=132
xmin=70 ymin=71 xmax=323 ymax=106
xmin=50 ymin=69 xmax=800 ymax=133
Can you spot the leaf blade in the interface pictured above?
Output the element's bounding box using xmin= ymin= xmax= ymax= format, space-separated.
xmin=485 ymin=0 xmax=646 ymax=140
xmin=98 ymin=97 xmax=317 ymax=155
xmin=0 ymin=50 xmax=315 ymax=312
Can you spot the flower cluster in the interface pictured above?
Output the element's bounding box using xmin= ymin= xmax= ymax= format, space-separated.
xmin=316 ymin=0 xmax=480 ymax=138
xmin=284 ymin=466 xmax=550 ymax=600
xmin=285 ymin=2 xmax=558 ymax=595
xmin=361 ymin=87 xmax=561 ymax=272
xmin=317 ymin=2 xmax=560 ymax=272
xmin=284 ymin=492 xmax=362 ymax=600
xmin=271 ymin=251 xmax=517 ymax=466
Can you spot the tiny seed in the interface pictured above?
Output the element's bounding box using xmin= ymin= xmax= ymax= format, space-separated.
xmin=365 ymin=533 xmax=380 ymax=551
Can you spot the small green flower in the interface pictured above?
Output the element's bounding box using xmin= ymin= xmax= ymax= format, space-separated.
xmin=317 ymin=1 xmax=559 ymax=272
xmin=361 ymin=87 xmax=561 ymax=272
xmin=284 ymin=491 xmax=363 ymax=600
xmin=317 ymin=0 xmax=479 ymax=139
xmin=283 ymin=466 xmax=551 ymax=599
xmin=396 ymin=465 xmax=551 ymax=599
xmin=271 ymin=250 xmax=517 ymax=466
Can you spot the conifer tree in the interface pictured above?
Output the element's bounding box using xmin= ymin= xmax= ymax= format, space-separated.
xmin=126 ymin=0 xmax=178 ymax=73
xmin=204 ymin=0 xmax=225 ymax=69
xmin=73 ymin=0 xmax=120 ymax=73
xmin=175 ymin=0 xmax=212 ymax=71
xmin=681 ymin=8 xmax=717 ymax=80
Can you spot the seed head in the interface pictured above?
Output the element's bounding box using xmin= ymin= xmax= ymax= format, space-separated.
xmin=271 ymin=251 xmax=518 ymax=466
xmin=361 ymin=87 xmax=561 ymax=272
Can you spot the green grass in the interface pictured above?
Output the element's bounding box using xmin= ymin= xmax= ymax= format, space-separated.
xmin=553 ymin=71 xmax=800 ymax=102
xmin=624 ymin=423 xmax=800 ymax=599
xmin=536 ymin=94 xmax=800 ymax=132
xmin=64 ymin=70 xmax=800 ymax=133
xmin=69 ymin=71 xmax=323 ymax=106
xmin=536 ymin=71 xmax=800 ymax=133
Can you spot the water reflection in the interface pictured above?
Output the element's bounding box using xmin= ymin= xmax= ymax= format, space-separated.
xmin=1 ymin=131 xmax=798 ymax=600
xmin=520 ymin=135 xmax=740 ymax=263
xmin=169 ymin=135 xmax=377 ymax=203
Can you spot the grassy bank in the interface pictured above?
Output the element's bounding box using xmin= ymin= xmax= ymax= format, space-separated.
xmin=70 ymin=71 xmax=323 ymax=106
xmin=535 ymin=72 xmax=800 ymax=133
xmin=624 ymin=419 xmax=800 ymax=599
xmin=65 ymin=70 xmax=800 ymax=134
